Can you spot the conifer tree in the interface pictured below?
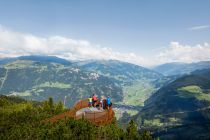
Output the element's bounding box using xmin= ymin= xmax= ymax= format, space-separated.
xmin=48 ymin=97 xmax=54 ymax=109
xmin=43 ymin=100 xmax=50 ymax=112
xmin=126 ymin=119 xmax=139 ymax=139
xmin=55 ymin=101 xmax=64 ymax=114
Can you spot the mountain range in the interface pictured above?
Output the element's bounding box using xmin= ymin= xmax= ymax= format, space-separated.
xmin=0 ymin=56 xmax=166 ymax=107
xmin=1 ymin=55 xmax=210 ymax=139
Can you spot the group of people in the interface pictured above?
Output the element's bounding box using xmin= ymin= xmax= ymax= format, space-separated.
xmin=88 ymin=94 xmax=112 ymax=110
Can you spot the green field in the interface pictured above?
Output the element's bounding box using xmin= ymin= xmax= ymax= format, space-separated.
xmin=178 ymin=85 xmax=210 ymax=101
xmin=122 ymin=81 xmax=156 ymax=106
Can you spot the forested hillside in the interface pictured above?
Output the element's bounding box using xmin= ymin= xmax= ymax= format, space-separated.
xmin=136 ymin=69 xmax=210 ymax=139
xmin=0 ymin=95 xmax=152 ymax=140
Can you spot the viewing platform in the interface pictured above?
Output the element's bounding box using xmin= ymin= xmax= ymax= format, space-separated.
xmin=46 ymin=98 xmax=115 ymax=125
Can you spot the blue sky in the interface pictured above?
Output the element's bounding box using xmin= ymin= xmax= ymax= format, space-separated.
xmin=0 ymin=0 xmax=210 ymax=66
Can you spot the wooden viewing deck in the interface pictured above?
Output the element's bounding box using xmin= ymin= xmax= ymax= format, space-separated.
xmin=45 ymin=99 xmax=115 ymax=125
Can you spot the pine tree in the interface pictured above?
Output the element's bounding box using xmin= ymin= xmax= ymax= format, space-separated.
xmin=48 ymin=97 xmax=55 ymax=113
xmin=55 ymin=101 xmax=64 ymax=114
xmin=126 ymin=119 xmax=139 ymax=140
xmin=48 ymin=97 xmax=54 ymax=109
xmin=43 ymin=100 xmax=50 ymax=112
xmin=140 ymin=130 xmax=153 ymax=140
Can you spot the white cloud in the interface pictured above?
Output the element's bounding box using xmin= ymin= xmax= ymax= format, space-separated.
xmin=0 ymin=25 xmax=146 ymax=66
xmin=188 ymin=25 xmax=210 ymax=30
xmin=1 ymin=25 xmax=210 ymax=67
xmin=155 ymin=42 xmax=210 ymax=64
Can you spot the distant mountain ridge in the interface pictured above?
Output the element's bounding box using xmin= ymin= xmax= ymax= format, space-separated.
xmin=0 ymin=55 xmax=72 ymax=65
xmin=78 ymin=59 xmax=164 ymax=85
xmin=153 ymin=61 xmax=210 ymax=76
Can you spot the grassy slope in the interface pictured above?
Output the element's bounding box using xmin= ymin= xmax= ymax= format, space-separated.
xmin=178 ymin=85 xmax=210 ymax=101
